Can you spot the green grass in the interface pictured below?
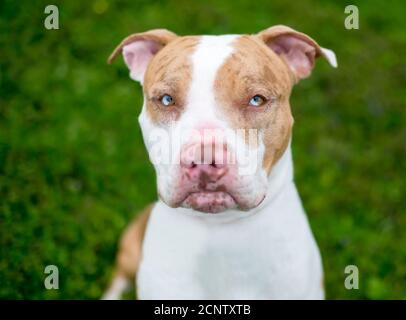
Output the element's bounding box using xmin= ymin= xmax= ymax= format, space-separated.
xmin=0 ymin=0 xmax=405 ymax=299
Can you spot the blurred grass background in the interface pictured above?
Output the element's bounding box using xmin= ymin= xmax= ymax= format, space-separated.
xmin=0 ymin=0 xmax=405 ymax=299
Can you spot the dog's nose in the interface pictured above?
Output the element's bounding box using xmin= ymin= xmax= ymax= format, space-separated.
xmin=180 ymin=143 xmax=229 ymax=182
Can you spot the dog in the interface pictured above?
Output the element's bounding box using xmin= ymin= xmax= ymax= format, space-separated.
xmin=102 ymin=25 xmax=337 ymax=300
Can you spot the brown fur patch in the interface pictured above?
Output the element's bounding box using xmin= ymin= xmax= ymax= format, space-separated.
xmin=143 ymin=36 xmax=200 ymax=125
xmin=114 ymin=204 xmax=153 ymax=279
xmin=214 ymin=35 xmax=294 ymax=174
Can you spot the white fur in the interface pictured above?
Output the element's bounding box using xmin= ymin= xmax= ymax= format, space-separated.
xmin=137 ymin=147 xmax=324 ymax=299
xmin=102 ymin=275 xmax=130 ymax=300
xmin=320 ymin=47 xmax=338 ymax=68
xmin=181 ymin=35 xmax=238 ymax=125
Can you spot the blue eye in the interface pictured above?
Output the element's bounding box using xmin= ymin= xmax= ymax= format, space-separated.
xmin=249 ymin=95 xmax=266 ymax=107
xmin=160 ymin=94 xmax=174 ymax=106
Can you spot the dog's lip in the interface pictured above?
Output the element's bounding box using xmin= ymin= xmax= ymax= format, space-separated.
xmin=181 ymin=191 xmax=238 ymax=213
xmin=179 ymin=190 xmax=237 ymax=205
xmin=189 ymin=190 xmax=232 ymax=196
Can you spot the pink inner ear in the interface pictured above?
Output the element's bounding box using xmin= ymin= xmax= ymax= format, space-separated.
xmin=269 ymin=36 xmax=316 ymax=80
xmin=122 ymin=40 xmax=162 ymax=82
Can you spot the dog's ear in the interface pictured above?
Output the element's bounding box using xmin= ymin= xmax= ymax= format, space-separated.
xmin=256 ymin=25 xmax=337 ymax=82
xmin=108 ymin=29 xmax=178 ymax=83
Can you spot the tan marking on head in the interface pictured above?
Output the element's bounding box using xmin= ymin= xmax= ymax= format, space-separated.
xmin=214 ymin=35 xmax=294 ymax=174
xmin=143 ymin=36 xmax=201 ymax=125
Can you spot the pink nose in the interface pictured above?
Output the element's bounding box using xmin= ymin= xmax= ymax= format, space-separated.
xmin=180 ymin=143 xmax=229 ymax=182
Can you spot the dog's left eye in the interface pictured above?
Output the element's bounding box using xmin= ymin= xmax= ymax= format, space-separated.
xmin=160 ymin=94 xmax=174 ymax=106
xmin=249 ymin=95 xmax=266 ymax=107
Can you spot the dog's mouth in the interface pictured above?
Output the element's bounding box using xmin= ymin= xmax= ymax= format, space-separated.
xmin=182 ymin=191 xmax=238 ymax=214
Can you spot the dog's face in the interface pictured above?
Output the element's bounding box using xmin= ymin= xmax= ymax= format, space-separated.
xmin=109 ymin=25 xmax=336 ymax=214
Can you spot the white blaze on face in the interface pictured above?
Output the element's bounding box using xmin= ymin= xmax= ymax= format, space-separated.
xmin=178 ymin=35 xmax=264 ymax=175
xmin=181 ymin=35 xmax=238 ymax=128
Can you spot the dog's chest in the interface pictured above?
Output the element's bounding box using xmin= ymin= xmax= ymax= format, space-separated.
xmin=137 ymin=184 xmax=323 ymax=299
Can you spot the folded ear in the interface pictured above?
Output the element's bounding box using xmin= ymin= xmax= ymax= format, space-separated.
xmin=256 ymin=25 xmax=337 ymax=82
xmin=108 ymin=28 xmax=178 ymax=83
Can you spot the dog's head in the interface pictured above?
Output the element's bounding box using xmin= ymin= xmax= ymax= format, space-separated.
xmin=109 ymin=25 xmax=336 ymax=214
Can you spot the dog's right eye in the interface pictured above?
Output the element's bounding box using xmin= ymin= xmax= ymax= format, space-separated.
xmin=249 ymin=95 xmax=266 ymax=107
xmin=160 ymin=94 xmax=174 ymax=107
